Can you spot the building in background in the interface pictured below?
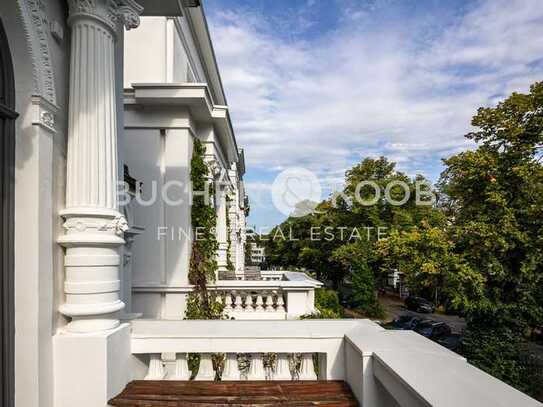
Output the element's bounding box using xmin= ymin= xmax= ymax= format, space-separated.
xmin=121 ymin=15 xmax=319 ymax=319
xmin=250 ymin=243 xmax=266 ymax=265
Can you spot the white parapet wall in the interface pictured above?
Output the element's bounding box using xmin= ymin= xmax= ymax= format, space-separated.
xmin=128 ymin=319 xmax=542 ymax=407
xmin=52 ymin=319 xmax=543 ymax=407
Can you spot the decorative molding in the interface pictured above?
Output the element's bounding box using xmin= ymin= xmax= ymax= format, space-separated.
xmin=16 ymin=0 xmax=57 ymax=105
xmin=67 ymin=0 xmax=143 ymax=33
xmin=117 ymin=1 xmax=143 ymax=30
xmin=204 ymin=157 xmax=221 ymax=177
xmin=62 ymin=214 xmax=128 ymax=236
xmin=31 ymin=95 xmax=59 ymax=133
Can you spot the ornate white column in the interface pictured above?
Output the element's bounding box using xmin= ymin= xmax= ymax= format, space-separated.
xmin=58 ymin=0 xmax=143 ymax=333
xmin=228 ymin=203 xmax=238 ymax=269
xmin=216 ymin=186 xmax=228 ymax=273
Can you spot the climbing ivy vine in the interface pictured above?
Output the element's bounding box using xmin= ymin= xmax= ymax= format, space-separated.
xmin=226 ymin=196 xmax=235 ymax=273
xmin=185 ymin=138 xmax=224 ymax=319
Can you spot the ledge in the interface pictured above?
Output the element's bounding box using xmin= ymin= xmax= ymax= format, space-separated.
xmin=124 ymin=83 xmax=237 ymax=164
xmin=132 ymin=278 xmax=321 ymax=293
xmin=131 ymin=319 xmax=370 ymax=339
xmin=373 ymin=350 xmax=541 ymax=407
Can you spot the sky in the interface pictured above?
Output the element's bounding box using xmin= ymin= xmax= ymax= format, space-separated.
xmin=203 ymin=0 xmax=543 ymax=229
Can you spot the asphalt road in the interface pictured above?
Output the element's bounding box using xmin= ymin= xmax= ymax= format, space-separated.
xmin=380 ymin=295 xmax=467 ymax=334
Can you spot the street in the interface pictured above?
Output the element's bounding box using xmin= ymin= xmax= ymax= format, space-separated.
xmin=379 ymin=294 xmax=467 ymax=334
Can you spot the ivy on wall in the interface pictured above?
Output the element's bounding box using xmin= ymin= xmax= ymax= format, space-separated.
xmin=185 ymin=138 xmax=224 ymax=320
xmin=226 ymin=195 xmax=235 ymax=273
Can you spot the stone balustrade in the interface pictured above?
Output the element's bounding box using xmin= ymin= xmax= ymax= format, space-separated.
xmin=142 ymin=352 xmax=318 ymax=381
xmin=128 ymin=320 xmax=541 ymax=407
xmin=221 ymin=290 xmax=286 ymax=316
xmin=131 ymin=271 xmax=322 ymax=319
xmin=213 ymin=271 xmax=322 ymax=319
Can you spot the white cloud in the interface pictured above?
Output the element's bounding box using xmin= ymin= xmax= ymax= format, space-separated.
xmin=209 ymin=0 xmax=543 ymax=184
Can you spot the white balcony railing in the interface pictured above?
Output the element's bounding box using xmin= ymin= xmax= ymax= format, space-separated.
xmin=214 ymin=272 xmax=322 ymax=319
xmin=128 ymin=319 xmax=541 ymax=407
xmin=132 ymin=271 xmax=322 ymax=320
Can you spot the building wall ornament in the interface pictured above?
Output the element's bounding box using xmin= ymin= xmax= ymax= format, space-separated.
xmin=31 ymin=95 xmax=60 ymax=133
xmin=205 ymin=158 xmax=221 ymax=178
xmin=62 ymin=215 xmax=129 ymax=236
xmin=110 ymin=214 xmax=129 ymax=236
xmin=16 ymin=0 xmax=57 ymax=105
xmin=67 ymin=0 xmax=143 ymax=34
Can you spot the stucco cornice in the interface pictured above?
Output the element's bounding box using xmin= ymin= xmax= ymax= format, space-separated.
xmin=16 ymin=0 xmax=57 ymax=105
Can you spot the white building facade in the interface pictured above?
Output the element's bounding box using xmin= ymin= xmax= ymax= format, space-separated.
xmin=121 ymin=15 xmax=319 ymax=320
xmin=0 ymin=1 xmax=541 ymax=407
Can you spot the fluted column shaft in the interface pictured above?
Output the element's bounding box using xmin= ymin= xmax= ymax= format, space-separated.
xmin=58 ymin=0 xmax=142 ymax=333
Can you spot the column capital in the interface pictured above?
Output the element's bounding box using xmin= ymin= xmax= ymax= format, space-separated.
xmin=67 ymin=0 xmax=144 ymax=33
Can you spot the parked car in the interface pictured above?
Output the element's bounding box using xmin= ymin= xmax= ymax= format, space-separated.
xmin=391 ymin=315 xmax=421 ymax=330
xmin=437 ymin=334 xmax=462 ymax=352
xmin=405 ymin=296 xmax=435 ymax=313
xmin=414 ymin=321 xmax=452 ymax=340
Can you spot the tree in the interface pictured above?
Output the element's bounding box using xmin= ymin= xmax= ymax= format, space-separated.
xmin=331 ymin=240 xmax=384 ymax=317
xmin=264 ymin=157 xmax=443 ymax=287
xmin=376 ymin=220 xmax=484 ymax=310
xmin=439 ymin=82 xmax=543 ymax=395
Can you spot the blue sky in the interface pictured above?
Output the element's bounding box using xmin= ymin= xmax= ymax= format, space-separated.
xmin=204 ymin=0 xmax=543 ymax=229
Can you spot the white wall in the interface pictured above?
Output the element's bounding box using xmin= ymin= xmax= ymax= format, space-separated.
xmin=124 ymin=17 xmax=168 ymax=86
xmin=124 ymin=126 xmax=193 ymax=319
xmin=124 ymin=17 xmax=198 ymax=88
xmin=2 ymin=1 xmax=71 ymax=406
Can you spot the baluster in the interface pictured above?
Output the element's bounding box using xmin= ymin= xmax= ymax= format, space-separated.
xmin=255 ymin=294 xmax=264 ymax=311
xmin=234 ymin=292 xmax=243 ymax=311
xmin=264 ymin=353 xmax=276 ymax=380
xmin=244 ymin=293 xmax=255 ymax=312
xmin=238 ymin=354 xmax=250 ymax=380
xmin=247 ymin=353 xmax=266 ymax=380
xmin=195 ymin=353 xmax=215 ymax=381
xmin=265 ymin=292 xmax=275 ymax=312
xmin=276 ymin=292 xmax=286 ymax=312
xmin=222 ymin=353 xmax=241 ymax=380
xmin=298 ymin=353 xmax=317 ymax=380
xmin=274 ymin=353 xmax=292 ymax=380
xmin=169 ymin=353 xmax=190 ymax=380
xmin=144 ymin=353 xmax=165 ymax=380
xmin=224 ymin=292 xmax=233 ymax=311
xmin=215 ymin=293 xmax=223 ymax=306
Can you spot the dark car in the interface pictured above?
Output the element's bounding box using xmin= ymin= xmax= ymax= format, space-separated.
xmin=391 ymin=315 xmax=421 ymax=330
xmin=437 ymin=334 xmax=462 ymax=351
xmin=405 ymin=296 xmax=435 ymax=313
xmin=414 ymin=321 xmax=452 ymax=340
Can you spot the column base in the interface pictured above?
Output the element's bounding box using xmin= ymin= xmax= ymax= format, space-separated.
xmin=58 ymin=207 xmax=127 ymax=333
xmin=53 ymin=323 xmax=133 ymax=407
xmin=60 ymin=300 xmax=125 ymax=333
xmin=63 ymin=313 xmax=121 ymax=333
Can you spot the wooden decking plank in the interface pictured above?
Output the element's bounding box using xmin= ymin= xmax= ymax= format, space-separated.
xmin=109 ymin=380 xmax=358 ymax=406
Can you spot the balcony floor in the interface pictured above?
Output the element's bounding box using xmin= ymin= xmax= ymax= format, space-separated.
xmin=109 ymin=380 xmax=358 ymax=406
